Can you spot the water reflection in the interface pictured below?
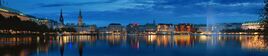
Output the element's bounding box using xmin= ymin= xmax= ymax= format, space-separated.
xmin=0 ymin=34 xmax=267 ymax=56
xmin=241 ymin=35 xmax=268 ymax=50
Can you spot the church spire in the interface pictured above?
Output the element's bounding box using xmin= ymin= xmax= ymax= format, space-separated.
xmin=79 ymin=9 xmax=82 ymax=18
xmin=78 ymin=9 xmax=83 ymax=27
xmin=59 ymin=9 xmax=64 ymax=25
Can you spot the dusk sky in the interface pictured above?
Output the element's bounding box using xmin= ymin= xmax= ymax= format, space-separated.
xmin=4 ymin=0 xmax=265 ymax=26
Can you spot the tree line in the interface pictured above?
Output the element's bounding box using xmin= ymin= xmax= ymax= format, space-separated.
xmin=263 ymin=0 xmax=268 ymax=34
xmin=0 ymin=14 xmax=52 ymax=32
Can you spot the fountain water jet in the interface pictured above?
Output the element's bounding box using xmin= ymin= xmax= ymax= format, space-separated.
xmin=206 ymin=0 xmax=219 ymax=49
xmin=206 ymin=0 xmax=219 ymax=35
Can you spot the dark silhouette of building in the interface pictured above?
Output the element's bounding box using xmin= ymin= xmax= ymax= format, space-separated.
xmin=59 ymin=9 xmax=64 ymax=28
xmin=59 ymin=9 xmax=64 ymax=26
xmin=127 ymin=23 xmax=140 ymax=34
xmin=145 ymin=23 xmax=157 ymax=34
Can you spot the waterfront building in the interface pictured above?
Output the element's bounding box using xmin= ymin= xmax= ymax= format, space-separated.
xmin=157 ymin=23 xmax=173 ymax=34
xmin=0 ymin=7 xmax=61 ymax=30
xmin=108 ymin=23 xmax=123 ymax=34
xmin=47 ymin=20 xmax=59 ymax=29
xmin=0 ymin=6 xmax=30 ymax=21
xmin=174 ymin=23 xmax=194 ymax=34
xmin=65 ymin=23 xmax=76 ymax=28
xmin=97 ymin=27 xmax=109 ymax=34
xmin=88 ymin=24 xmax=97 ymax=34
xmin=145 ymin=23 xmax=157 ymax=34
xmin=0 ymin=5 xmax=60 ymax=30
xmin=138 ymin=25 xmax=146 ymax=34
xmin=193 ymin=24 xmax=207 ymax=33
xmin=127 ymin=23 xmax=140 ymax=34
xmin=218 ymin=23 xmax=243 ymax=33
xmin=223 ymin=23 xmax=242 ymax=30
xmin=121 ymin=26 xmax=128 ymax=34
xmin=242 ymin=21 xmax=264 ymax=30
xmin=31 ymin=18 xmax=59 ymax=29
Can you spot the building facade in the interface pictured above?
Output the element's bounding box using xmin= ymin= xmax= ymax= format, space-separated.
xmin=108 ymin=23 xmax=123 ymax=34
xmin=242 ymin=21 xmax=264 ymax=30
xmin=127 ymin=23 xmax=140 ymax=34
xmin=145 ymin=23 xmax=157 ymax=34
xmin=174 ymin=23 xmax=194 ymax=34
xmin=157 ymin=24 xmax=173 ymax=34
xmin=88 ymin=24 xmax=97 ymax=34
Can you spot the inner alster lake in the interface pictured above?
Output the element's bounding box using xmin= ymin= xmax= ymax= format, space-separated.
xmin=0 ymin=34 xmax=267 ymax=56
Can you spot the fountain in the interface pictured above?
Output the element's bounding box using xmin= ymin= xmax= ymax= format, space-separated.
xmin=206 ymin=0 xmax=219 ymax=34
xmin=206 ymin=0 xmax=219 ymax=48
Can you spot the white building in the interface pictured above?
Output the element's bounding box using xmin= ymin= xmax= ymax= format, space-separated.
xmin=241 ymin=21 xmax=263 ymax=30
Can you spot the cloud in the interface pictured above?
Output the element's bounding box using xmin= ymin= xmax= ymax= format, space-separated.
xmin=180 ymin=12 xmax=259 ymax=19
xmin=36 ymin=0 xmax=158 ymax=12
xmin=39 ymin=0 xmax=117 ymax=7
xmin=195 ymin=2 xmax=264 ymax=7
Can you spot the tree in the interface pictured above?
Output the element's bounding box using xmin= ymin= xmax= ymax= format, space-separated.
xmin=0 ymin=14 xmax=56 ymax=33
xmin=262 ymin=0 xmax=268 ymax=34
xmin=0 ymin=14 xmax=6 ymax=29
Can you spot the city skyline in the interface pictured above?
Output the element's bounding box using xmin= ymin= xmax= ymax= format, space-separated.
xmin=3 ymin=0 xmax=265 ymax=26
xmin=1 ymin=0 xmax=268 ymax=56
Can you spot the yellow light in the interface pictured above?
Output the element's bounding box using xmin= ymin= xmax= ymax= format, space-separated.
xmin=200 ymin=35 xmax=208 ymax=42
xmin=254 ymin=32 xmax=259 ymax=35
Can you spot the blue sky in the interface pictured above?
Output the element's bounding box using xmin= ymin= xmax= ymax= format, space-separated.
xmin=4 ymin=0 xmax=265 ymax=26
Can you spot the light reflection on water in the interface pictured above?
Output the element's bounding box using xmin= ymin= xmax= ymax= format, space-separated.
xmin=0 ymin=34 xmax=267 ymax=56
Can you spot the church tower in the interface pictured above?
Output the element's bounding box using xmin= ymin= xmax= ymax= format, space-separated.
xmin=78 ymin=10 xmax=84 ymax=32
xmin=78 ymin=10 xmax=83 ymax=27
xmin=59 ymin=9 xmax=64 ymax=28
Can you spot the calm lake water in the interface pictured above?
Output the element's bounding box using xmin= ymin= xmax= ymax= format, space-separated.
xmin=0 ymin=34 xmax=268 ymax=56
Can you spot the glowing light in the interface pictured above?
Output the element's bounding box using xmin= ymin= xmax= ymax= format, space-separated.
xmin=241 ymin=37 xmax=268 ymax=50
xmin=200 ymin=35 xmax=209 ymax=42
